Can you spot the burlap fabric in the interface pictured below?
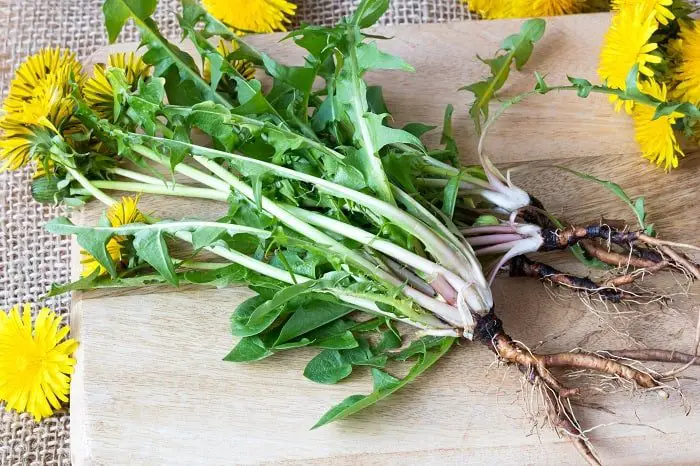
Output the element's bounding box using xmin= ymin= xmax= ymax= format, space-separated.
xmin=0 ymin=0 xmax=472 ymax=464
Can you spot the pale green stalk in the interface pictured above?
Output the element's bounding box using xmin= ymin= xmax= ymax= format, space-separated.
xmin=285 ymin=205 xmax=468 ymax=293
xmin=114 ymin=145 xmax=464 ymax=325
xmin=94 ymin=164 xmax=470 ymax=324
xmin=60 ymin=220 xmax=270 ymax=238
xmin=87 ymin=180 xmax=229 ymax=201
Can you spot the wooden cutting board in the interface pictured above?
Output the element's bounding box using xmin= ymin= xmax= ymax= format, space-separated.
xmin=69 ymin=13 xmax=700 ymax=465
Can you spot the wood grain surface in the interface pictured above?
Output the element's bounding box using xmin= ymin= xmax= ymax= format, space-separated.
xmin=69 ymin=13 xmax=700 ymax=465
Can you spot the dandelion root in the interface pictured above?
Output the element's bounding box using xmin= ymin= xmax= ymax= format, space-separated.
xmin=605 ymin=349 xmax=700 ymax=366
xmin=508 ymin=255 xmax=628 ymax=302
xmin=473 ymin=311 xmax=658 ymax=466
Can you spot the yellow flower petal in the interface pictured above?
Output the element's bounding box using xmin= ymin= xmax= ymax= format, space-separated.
xmin=598 ymin=5 xmax=659 ymax=113
xmin=107 ymin=195 xmax=146 ymax=227
xmin=0 ymin=48 xmax=84 ymax=172
xmin=612 ymin=0 xmax=675 ymax=26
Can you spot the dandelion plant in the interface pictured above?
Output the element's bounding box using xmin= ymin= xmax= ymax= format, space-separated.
xmin=2 ymin=0 xmax=700 ymax=464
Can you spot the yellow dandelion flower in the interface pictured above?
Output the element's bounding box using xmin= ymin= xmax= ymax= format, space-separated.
xmin=81 ymin=196 xmax=146 ymax=277
xmin=598 ymin=6 xmax=661 ymax=113
xmin=202 ymin=0 xmax=296 ymax=33
xmin=107 ymin=195 xmax=146 ymax=227
xmin=204 ymin=39 xmax=256 ymax=83
xmin=632 ymin=80 xmax=684 ymax=171
xmin=612 ymin=0 xmax=674 ymax=26
xmin=3 ymin=48 xmax=83 ymax=115
xmin=670 ymin=22 xmax=700 ymax=105
xmin=83 ymin=53 xmax=152 ymax=119
xmin=12 ymin=72 xmax=76 ymax=131
xmin=0 ymin=304 xmax=78 ymax=422
xmin=466 ymin=0 xmax=585 ymax=19
xmin=0 ymin=48 xmax=83 ymax=172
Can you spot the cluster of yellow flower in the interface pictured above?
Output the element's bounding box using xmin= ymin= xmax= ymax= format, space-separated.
xmin=0 ymin=49 xmax=82 ymax=174
xmin=0 ymin=0 xmax=295 ymax=423
xmin=0 ymin=47 xmax=259 ymax=179
xmin=0 ymin=50 xmax=145 ymax=176
xmin=599 ymin=1 xmax=699 ymax=171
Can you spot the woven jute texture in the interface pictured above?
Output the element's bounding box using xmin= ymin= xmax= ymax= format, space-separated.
xmin=0 ymin=1 xmax=472 ymax=464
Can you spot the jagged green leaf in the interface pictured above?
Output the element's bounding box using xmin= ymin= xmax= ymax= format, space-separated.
xmin=461 ymin=18 xmax=546 ymax=134
xmin=102 ymin=0 xmax=157 ymax=42
xmin=46 ymin=217 xmax=117 ymax=278
xmin=132 ymin=228 xmax=178 ymax=285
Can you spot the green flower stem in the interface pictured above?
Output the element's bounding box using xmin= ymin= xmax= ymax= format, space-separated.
xmin=133 ymin=137 xmax=492 ymax=316
xmin=57 ymin=220 xmax=270 ymax=238
xmin=177 ymin=260 xmax=230 ymax=270
xmin=174 ymin=230 xmax=302 ymax=284
xmin=109 ymin=167 xmax=165 ymax=184
xmin=195 ymin=148 xmax=482 ymax=289
xmin=95 ymin=163 xmax=468 ymax=322
xmin=50 ymin=151 xmax=117 ymax=207
xmin=132 ymin=146 xmax=232 ymax=192
xmin=88 ymin=180 xmax=229 ymax=201
xmin=540 ymin=85 xmax=658 ymax=105
xmin=93 ymin=167 xmax=469 ymax=314
xmin=161 ymin=106 xmax=472 ymax=262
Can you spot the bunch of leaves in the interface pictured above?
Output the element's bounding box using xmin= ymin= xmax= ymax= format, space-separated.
xmin=32 ymin=0 xmax=484 ymax=428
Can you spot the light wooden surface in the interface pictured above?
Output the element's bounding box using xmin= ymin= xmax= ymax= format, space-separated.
xmin=70 ymin=13 xmax=700 ymax=465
